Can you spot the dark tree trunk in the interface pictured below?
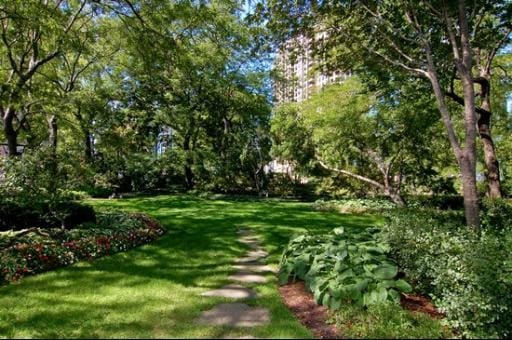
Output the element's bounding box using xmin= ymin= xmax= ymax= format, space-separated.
xmin=84 ymin=129 xmax=93 ymax=162
xmin=3 ymin=108 xmax=19 ymax=156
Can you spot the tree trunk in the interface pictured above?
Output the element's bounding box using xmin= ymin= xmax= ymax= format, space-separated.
xmin=460 ymin=155 xmax=480 ymax=229
xmin=84 ymin=129 xmax=93 ymax=162
xmin=457 ymin=0 xmax=480 ymax=229
xmin=183 ymin=133 xmax=194 ymax=190
xmin=384 ymin=188 xmax=405 ymax=206
xmin=422 ymin=0 xmax=479 ymax=229
xmin=49 ymin=115 xmax=58 ymax=151
xmin=48 ymin=115 xmax=59 ymax=186
xmin=3 ymin=108 xmax=19 ymax=156
xmin=476 ymin=75 xmax=501 ymax=198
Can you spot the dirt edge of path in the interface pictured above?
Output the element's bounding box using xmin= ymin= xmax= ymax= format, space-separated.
xmin=279 ymin=281 xmax=343 ymax=339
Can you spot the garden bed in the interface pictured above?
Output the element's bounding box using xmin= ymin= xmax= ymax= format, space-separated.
xmin=0 ymin=212 xmax=166 ymax=284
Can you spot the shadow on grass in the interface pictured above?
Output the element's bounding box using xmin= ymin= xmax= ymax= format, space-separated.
xmin=0 ymin=195 xmax=382 ymax=338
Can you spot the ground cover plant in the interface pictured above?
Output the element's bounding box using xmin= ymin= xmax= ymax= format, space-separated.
xmin=0 ymin=212 xmax=165 ymax=284
xmin=333 ymin=302 xmax=450 ymax=339
xmin=312 ymin=198 xmax=397 ymax=214
xmin=279 ymin=227 xmax=413 ymax=309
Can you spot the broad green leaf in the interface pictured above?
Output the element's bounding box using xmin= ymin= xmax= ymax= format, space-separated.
xmin=330 ymin=297 xmax=342 ymax=310
xmin=373 ymin=264 xmax=398 ymax=280
xmin=388 ymin=289 xmax=401 ymax=304
xmin=395 ymin=279 xmax=413 ymax=293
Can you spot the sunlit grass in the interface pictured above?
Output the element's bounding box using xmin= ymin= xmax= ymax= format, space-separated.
xmin=333 ymin=303 xmax=452 ymax=339
xmin=0 ymin=195 xmax=381 ymax=338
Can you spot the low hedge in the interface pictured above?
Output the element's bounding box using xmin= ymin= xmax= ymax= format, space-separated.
xmin=0 ymin=212 xmax=165 ymax=284
xmin=0 ymin=201 xmax=96 ymax=231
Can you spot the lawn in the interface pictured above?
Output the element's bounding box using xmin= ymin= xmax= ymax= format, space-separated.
xmin=0 ymin=195 xmax=381 ymax=338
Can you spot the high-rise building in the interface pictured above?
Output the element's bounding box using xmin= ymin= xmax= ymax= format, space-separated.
xmin=273 ymin=32 xmax=350 ymax=104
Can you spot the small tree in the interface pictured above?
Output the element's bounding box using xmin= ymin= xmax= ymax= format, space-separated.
xmin=271 ymin=77 xmax=443 ymax=205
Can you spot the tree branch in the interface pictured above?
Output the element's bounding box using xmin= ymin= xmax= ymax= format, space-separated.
xmin=318 ymin=160 xmax=385 ymax=191
xmin=369 ymin=48 xmax=428 ymax=77
xmin=445 ymin=90 xmax=491 ymax=117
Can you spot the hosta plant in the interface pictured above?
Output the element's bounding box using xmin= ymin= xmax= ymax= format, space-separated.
xmin=279 ymin=227 xmax=411 ymax=310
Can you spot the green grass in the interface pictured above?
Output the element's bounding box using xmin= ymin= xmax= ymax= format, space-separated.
xmin=0 ymin=195 xmax=381 ymax=338
xmin=332 ymin=303 xmax=451 ymax=339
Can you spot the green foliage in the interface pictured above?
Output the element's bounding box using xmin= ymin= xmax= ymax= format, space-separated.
xmin=279 ymin=227 xmax=412 ymax=310
xmin=0 ymin=149 xmax=64 ymax=205
xmin=382 ymin=206 xmax=512 ymax=338
xmin=480 ymin=198 xmax=512 ymax=232
xmin=0 ymin=212 xmax=165 ymax=284
xmin=270 ymin=104 xmax=315 ymax=174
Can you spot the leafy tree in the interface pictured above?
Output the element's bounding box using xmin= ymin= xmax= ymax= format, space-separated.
xmin=0 ymin=0 xmax=92 ymax=156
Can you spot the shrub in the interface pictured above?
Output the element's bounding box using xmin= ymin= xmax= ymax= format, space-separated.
xmin=382 ymin=206 xmax=512 ymax=338
xmin=406 ymin=195 xmax=464 ymax=210
xmin=279 ymin=227 xmax=412 ymax=310
xmin=266 ymin=173 xmax=314 ymax=198
xmin=0 ymin=212 xmax=165 ymax=284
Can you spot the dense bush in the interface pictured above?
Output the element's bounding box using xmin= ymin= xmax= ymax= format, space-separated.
xmin=0 ymin=212 xmax=165 ymax=284
xmin=406 ymin=195 xmax=464 ymax=210
xmin=382 ymin=203 xmax=512 ymax=338
xmin=480 ymin=198 xmax=512 ymax=232
xmin=266 ymin=173 xmax=314 ymax=198
xmin=0 ymin=201 xmax=96 ymax=231
xmin=279 ymin=227 xmax=412 ymax=310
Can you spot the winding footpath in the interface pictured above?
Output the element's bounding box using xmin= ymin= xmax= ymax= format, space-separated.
xmin=195 ymin=228 xmax=277 ymax=336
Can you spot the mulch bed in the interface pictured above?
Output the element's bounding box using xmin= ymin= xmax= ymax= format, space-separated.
xmin=279 ymin=281 xmax=343 ymax=339
xmin=279 ymin=281 xmax=445 ymax=339
xmin=400 ymin=293 xmax=445 ymax=319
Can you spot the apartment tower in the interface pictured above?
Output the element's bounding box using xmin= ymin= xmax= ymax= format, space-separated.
xmin=274 ymin=32 xmax=349 ymax=104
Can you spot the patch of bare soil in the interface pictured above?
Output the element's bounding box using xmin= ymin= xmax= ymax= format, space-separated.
xmin=279 ymin=281 xmax=343 ymax=339
xmin=400 ymin=293 xmax=445 ymax=319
